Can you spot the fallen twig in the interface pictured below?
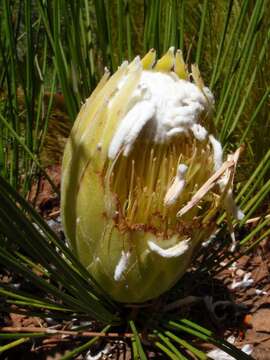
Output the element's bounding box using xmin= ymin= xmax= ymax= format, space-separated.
xmin=177 ymin=159 xmax=235 ymax=217
xmin=245 ymin=214 xmax=270 ymax=225
xmin=0 ymin=326 xmax=134 ymax=339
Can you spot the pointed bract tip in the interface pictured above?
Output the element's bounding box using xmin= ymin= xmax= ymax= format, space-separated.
xmin=174 ymin=50 xmax=188 ymax=80
xmin=134 ymin=55 xmax=141 ymax=64
xmin=154 ymin=47 xmax=175 ymax=72
xmin=128 ymin=55 xmax=142 ymax=72
xmin=191 ymin=64 xmax=204 ymax=89
xmin=141 ymin=48 xmax=156 ymax=69
xmin=119 ymin=60 xmax=129 ymax=69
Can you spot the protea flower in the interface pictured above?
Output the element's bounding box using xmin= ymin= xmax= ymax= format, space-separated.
xmin=61 ymin=48 xmax=242 ymax=303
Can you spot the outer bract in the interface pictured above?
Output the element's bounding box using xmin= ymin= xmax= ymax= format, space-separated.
xmin=61 ymin=48 xmax=241 ymax=303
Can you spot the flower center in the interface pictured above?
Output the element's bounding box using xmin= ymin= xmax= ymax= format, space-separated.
xmin=107 ymin=137 xmax=215 ymax=238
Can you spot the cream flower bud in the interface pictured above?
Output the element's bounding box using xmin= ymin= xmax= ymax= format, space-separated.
xmin=61 ymin=49 xmax=240 ymax=303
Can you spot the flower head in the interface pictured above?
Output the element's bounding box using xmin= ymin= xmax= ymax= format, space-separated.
xmin=61 ymin=48 xmax=240 ymax=302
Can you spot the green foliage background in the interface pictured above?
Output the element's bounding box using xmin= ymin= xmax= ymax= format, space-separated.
xmin=0 ymin=0 xmax=269 ymax=358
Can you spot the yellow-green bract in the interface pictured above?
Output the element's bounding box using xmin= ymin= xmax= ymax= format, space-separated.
xmin=61 ymin=48 xmax=241 ymax=303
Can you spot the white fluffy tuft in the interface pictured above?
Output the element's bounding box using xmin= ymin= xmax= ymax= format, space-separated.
xmin=114 ymin=251 xmax=130 ymax=281
xmin=148 ymin=239 xmax=190 ymax=258
xmin=164 ymin=164 xmax=188 ymax=206
xmin=209 ymin=134 xmax=223 ymax=171
xmin=225 ymin=189 xmax=245 ymax=221
xmin=109 ymin=71 xmax=213 ymax=159
xmin=191 ymin=123 xmax=208 ymax=141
